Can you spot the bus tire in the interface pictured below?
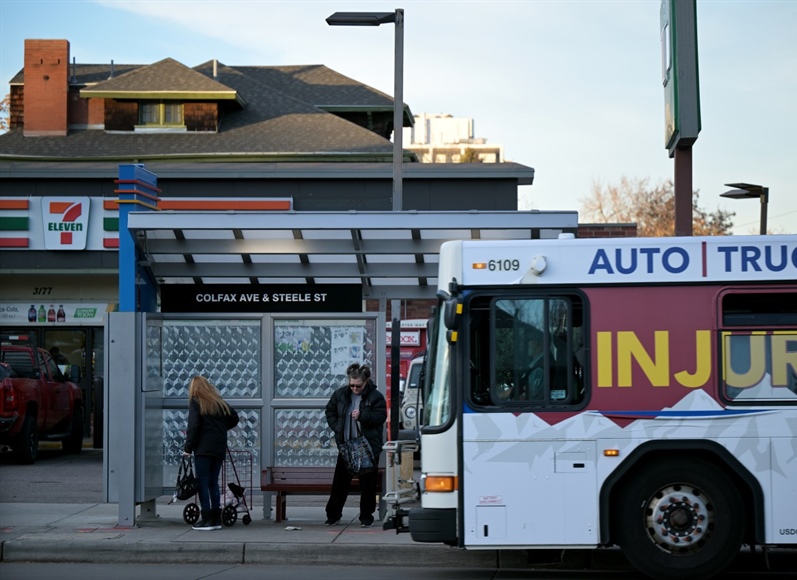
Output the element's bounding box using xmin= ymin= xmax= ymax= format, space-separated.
xmin=615 ymin=457 xmax=744 ymax=580
xmin=408 ymin=507 xmax=457 ymax=545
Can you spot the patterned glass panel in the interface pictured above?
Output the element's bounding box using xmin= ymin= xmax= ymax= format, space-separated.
xmin=161 ymin=320 xmax=260 ymax=398
xmin=274 ymin=409 xmax=337 ymax=467
xmin=274 ymin=319 xmax=375 ymax=398
xmin=161 ymin=408 xmax=261 ymax=487
xmin=145 ymin=322 xmax=164 ymax=392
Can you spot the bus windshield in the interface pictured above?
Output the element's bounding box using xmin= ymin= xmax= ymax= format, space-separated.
xmin=422 ymin=305 xmax=451 ymax=428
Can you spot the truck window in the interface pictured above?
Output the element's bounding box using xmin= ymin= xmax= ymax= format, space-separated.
xmin=41 ymin=350 xmax=63 ymax=381
xmin=0 ymin=350 xmax=37 ymax=379
xmin=407 ymin=359 xmax=423 ymax=389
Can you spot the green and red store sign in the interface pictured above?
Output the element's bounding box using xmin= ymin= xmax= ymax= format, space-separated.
xmin=0 ymin=196 xmax=293 ymax=250
xmin=0 ymin=197 xmax=119 ymax=250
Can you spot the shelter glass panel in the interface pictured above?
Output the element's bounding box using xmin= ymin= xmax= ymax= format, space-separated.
xmin=162 ymin=408 xmax=261 ymax=488
xmin=273 ymin=409 xmax=337 ymax=467
xmin=152 ymin=318 xmax=262 ymax=490
xmin=159 ymin=319 xmax=261 ymax=398
xmin=273 ymin=318 xmax=376 ymax=398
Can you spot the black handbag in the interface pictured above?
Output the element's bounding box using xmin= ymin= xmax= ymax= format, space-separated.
xmin=175 ymin=455 xmax=199 ymax=500
xmin=339 ymin=424 xmax=377 ymax=476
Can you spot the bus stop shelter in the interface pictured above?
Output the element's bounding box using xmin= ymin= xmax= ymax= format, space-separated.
xmin=106 ymin=168 xmax=579 ymax=525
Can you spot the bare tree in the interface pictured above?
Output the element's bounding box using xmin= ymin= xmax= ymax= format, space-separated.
xmin=581 ymin=177 xmax=735 ymax=237
xmin=0 ymin=93 xmax=9 ymax=133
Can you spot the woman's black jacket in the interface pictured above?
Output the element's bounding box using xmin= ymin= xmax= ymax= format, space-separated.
xmin=325 ymin=381 xmax=387 ymax=457
xmin=184 ymin=399 xmax=239 ymax=459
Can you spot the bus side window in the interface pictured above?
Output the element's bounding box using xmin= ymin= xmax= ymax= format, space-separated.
xmin=468 ymin=302 xmax=494 ymax=405
xmin=572 ymin=346 xmax=586 ymax=398
xmin=721 ymin=290 xmax=797 ymax=402
xmin=470 ymin=293 xmax=587 ymax=408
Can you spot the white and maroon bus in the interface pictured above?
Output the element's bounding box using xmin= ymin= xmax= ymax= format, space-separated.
xmin=409 ymin=234 xmax=797 ymax=580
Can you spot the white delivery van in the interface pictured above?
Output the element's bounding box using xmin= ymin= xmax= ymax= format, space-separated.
xmin=400 ymin=354 xmax=424 ymax=431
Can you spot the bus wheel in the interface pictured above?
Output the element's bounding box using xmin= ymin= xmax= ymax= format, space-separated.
xmin=615 ymin=458 xmax=744 ymax=580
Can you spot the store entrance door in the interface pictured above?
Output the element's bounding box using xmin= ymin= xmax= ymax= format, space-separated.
xmin=43 ymin=328 xmax=101 ymax=444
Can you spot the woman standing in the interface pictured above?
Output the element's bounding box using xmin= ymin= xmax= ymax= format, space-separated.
xmin=324 ymin=363 xmax=386 ymax=527
xmin=183 ymin=375 xmax=239 ymax=531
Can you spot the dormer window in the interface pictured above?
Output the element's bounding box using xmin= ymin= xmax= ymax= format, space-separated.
xmin=139 ymin=101 xmax=184 ymax=127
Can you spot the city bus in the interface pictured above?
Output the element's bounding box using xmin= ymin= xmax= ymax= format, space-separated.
xmin=408 ymin=234 xmax=797 ymax=580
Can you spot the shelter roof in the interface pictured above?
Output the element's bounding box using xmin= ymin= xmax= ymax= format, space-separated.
xmin=127 ymin=210 xmax=578 ymax=299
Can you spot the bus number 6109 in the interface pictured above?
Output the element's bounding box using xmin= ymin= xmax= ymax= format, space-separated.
xmin=488 ymin=259 xmax=520 ymax=271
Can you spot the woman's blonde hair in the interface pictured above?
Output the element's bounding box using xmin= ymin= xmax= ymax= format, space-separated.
xmin=188 ymin=375 xmax=231 ymax=416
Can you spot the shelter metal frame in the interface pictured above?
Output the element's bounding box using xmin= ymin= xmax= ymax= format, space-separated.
xmin=127 ymin=210 xmax=579 ymax=300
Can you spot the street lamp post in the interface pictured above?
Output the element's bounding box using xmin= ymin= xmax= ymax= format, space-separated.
xmin=327 ymin=10 xmax=406 ymax=444
xmin=721 ymin=182 xmax=769 ymax=235
xmin=326 ymin=9 xmax=404 ymax=212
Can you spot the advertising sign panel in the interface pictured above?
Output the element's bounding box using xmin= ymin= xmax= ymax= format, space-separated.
xmin=41 ymin=197 xmax=91 ymax=250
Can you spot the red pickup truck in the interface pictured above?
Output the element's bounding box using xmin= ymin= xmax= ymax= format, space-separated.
xmin=0 ymin=334 xmax=84 ymax=464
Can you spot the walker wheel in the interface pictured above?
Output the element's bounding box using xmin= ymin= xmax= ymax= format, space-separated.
xmin=222 ymin=505 xmax=238 ymax=527
xmin=183 ymin=503 xmax=200 ymax=524
xmin=242 ymin=514 xmax=252 ymax=525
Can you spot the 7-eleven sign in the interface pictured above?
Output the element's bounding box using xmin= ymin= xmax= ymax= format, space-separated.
xmin=42 ymin=197 xmax=90 ymax=250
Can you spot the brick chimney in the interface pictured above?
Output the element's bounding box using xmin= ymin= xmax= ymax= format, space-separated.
xmin=23 ymin=39 xmax=70 ymax=137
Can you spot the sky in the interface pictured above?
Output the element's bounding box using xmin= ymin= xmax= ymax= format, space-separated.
xmin=1 ymin=0 xmax=795 ymax=235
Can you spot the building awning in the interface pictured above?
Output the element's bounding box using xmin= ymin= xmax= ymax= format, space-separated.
xmin=128 ymin=210 xmax=578 ymax=299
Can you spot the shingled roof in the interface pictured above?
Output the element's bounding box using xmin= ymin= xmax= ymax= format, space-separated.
xmin=81 ymin=58 xmax=243 ymax=104
xmin=1 ymin=56 xmax=413 ymax=162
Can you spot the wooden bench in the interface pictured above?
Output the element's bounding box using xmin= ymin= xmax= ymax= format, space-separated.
xmin=261 ymin=466 xmax=384 ymax=523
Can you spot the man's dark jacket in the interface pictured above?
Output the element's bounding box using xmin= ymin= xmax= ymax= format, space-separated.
xmin=325 ymin=381 xmax=387 ymax=457
xmin=184 ymin=399 xmax=239 ymax=459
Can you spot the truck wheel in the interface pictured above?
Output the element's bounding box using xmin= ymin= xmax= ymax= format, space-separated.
xmin=615 ymin=457 xmax=744 ymax=580
xmin=14 ymin=416 xmax=38 ymax=464
xmin=62 ymin=407 xmax=84 ymax=454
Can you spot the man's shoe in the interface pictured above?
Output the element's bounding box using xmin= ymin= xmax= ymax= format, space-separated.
xmin=360 ymin=521 xmax=373 ymax=528
xmin=324 ymin=517 xmax=341 ymax=526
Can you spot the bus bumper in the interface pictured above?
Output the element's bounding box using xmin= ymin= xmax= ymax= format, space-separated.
xmin=408 ymin=507 xmax=457 ymax=544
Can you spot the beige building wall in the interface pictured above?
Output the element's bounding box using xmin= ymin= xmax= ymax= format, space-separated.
xmin=403 ymin=113 xmax=503 ymax=163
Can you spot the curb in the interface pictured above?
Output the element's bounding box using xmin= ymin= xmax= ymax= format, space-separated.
xmin=1 ymin=538 xmax=244 ymax=564
xmin=0 ymin=537 xmax=496 ymax=567
xmin=243 ymin=543 xmax=497 ymax=567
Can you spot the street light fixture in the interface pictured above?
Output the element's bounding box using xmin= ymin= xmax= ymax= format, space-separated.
xmin=327 ymin=9 xmax=404 ymax=212
xmin=721 ymin=182 xmax=769 ymax=235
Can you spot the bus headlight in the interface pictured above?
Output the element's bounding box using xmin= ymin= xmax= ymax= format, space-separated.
xmin=405 ymin=407 xmax=416 ymax=419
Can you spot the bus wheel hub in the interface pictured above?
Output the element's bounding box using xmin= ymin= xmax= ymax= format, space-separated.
xmin=645 ymin=484 xmax=711 ymax=551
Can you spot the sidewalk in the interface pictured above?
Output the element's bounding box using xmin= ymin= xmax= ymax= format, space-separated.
xmin=2 ymin=501 xmax=794 ymax=572
xmin=0 ymin=500 xmax=491 ymax=567
xmin=0 ymin=499 xmax=631 ymax=569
